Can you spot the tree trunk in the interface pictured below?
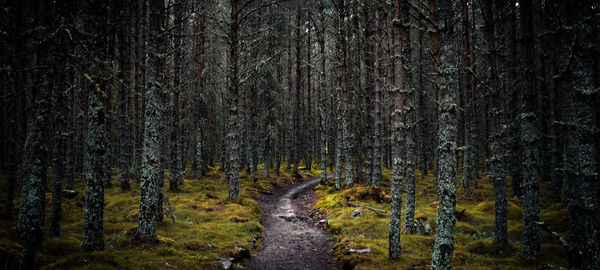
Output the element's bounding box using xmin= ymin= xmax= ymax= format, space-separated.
xmin=482 ymin=0 xmax=507 ymax=245
xmin=460 ymin=0 xmax=473 ymax=190
xmin=371 ymin=3 xmax=384 ymax=187
xmin=118 ymin=3 xmax=132 ymax=192
xmin=170 ymin=0 xmax=184 ymax=191
xmin=559 ymin=1 xmax=600 ymax=268
xmin=137 ymin=0 xmax=164 ymax=244
xmin=519 ymin=0 xmax=540 ymax=257
xmin=388 ymin=0 xmax=407 ymax=259
xmin=318 ymin=0 xmax=328 ymax=185
xmin=17 ymin=1 xmax=52 ymax=264
xmin=225 ymin=0 xmax=241 ymax=198
xmin=431 ymin=0 xmax=459 ymax=268
xmin=196 ymin=1 xmax=205 ymax=179
xmin=401 ymin=0 xmax=417 ymax=235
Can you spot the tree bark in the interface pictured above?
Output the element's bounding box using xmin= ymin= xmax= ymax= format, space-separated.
xmin=482 ymin=0 xmax=507 ymax=244
xmin=137 ymin=0 xmax=165 ymax=244
xmin=225 ymin=0 xmax=241 ymax=198
xmin=559 ymin=1 xmax=600 ymax=268
xmin=431 ymin=0 xmax=459 ymax=268
xmin=372 ymin=2 xmax=384 ymax=188
xmin=519 ymin=0 xmax=540 ymax=257
xmin=388 ymin=0 xmax=407 ymax=259
xmin=170 ymin=0 xmax=185 ymax=191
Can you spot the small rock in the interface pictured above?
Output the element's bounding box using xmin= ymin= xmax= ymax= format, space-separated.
xmin=215 ymin=257 xmax=232 ymax=269
xmin=351 ymin=208 xmax=362 ymax=218
xmin=316 ymin=219 xmax=329 ymax=227
xmin=417 ymin=219 xmax=433 ymax=235
xmin=348 ymin=247 xmax=372 ymax=255
xmin=423 ymin=223 xmax=433 ymax=235
xmin=235 ymin=246 xmax=250 ymax=259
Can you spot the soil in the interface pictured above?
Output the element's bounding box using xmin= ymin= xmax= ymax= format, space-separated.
xmin=242 ymin=174 xmax=339 ymax=270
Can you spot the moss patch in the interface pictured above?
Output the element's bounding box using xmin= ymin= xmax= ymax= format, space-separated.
xmin=0 ymin=163 xmax=321 ymax=269
xmin=314 ymin=167 xmax=572 ymax=269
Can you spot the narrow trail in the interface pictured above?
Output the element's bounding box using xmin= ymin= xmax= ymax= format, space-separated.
xmin=243 ymin=174 xmax=339 ymax=270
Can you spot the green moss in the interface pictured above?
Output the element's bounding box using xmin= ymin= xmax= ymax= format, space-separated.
xmin=1 ymin=164 xmax=321 ymax=269
xmin=465 ymin=239 xmax=517 ymax=257
xmin=313 ymin=167 xmax=570 ymax=269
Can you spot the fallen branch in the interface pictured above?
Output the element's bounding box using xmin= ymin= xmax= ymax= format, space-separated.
xmin=247 ymin=187 xmax=273 ymax=195
xmin=537 ymin=221 xmax=569 ymax=249
xmin=347 ymin=201 xmax=388 ymax=216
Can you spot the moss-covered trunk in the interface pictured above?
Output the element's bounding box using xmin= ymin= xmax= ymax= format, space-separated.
xmin=137 ymin=0 xmax=164 ymax=244
xmin=195 ymin=2 xmax=205 ymax=179
xmin=371 ymin=3 xmax=384 ymax=188
xmin=430 ymin=0 xmax=458 ymax=269
xmin=388 ymin=0 xmax=406 ymax=259
xmin=170 ymin=0 xmax=184 ymax=191
xmin=118 ymin=11 xmax=132 ymax=192
xmin=17 ymin=2 xmax=52 ymax=263
xmin=559 ymin=1 xmax=599 ymax=268
xmin=318 ymin=2 xmax=328 ymax=186
xmin=518 ymin=0 xmax=540 ymax=257
xmin=226 ymin=0 xmax=241 ymax=199
xmin=82 ymin=79 xmax=107 ymax=251
xmin=482 ymin=0 xmax=507 ymax=245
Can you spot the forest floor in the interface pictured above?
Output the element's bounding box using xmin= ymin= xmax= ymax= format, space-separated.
xmin=313 ymin=166 xmax=574 ymax=270
xmin=0 ymin=161 xmax=585 ymax=270
xmin=243 ymin=174 xmax=338 ymax=270
xmin=0 ymin=164 xmax=326 ymax=269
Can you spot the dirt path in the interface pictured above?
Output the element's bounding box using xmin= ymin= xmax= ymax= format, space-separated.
xmin=242 ymin=174 xmax=339 ymax=270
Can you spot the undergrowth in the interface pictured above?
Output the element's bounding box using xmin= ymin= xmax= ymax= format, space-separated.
xmin=315 ymin=164 xmax=572 ymax=270
xmin=0 ymin=162 xmax=321 ymax=269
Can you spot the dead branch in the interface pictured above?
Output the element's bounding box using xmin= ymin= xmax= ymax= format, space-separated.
xmin=347 ymin=200 xmax=388 ymax=216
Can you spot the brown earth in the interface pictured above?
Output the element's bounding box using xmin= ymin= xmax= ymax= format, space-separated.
xmin=242 ymin=174 xmax=339 ymax=270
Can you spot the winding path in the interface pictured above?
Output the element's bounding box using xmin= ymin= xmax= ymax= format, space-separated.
xmin=243 ymin=174 xmax=339 ymax=270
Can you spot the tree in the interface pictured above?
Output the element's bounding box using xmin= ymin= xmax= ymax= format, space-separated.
xmin=137 ymin=0 xmax=165 ymax=244
xmin=225 ymin=0 xmax=242 ymax=198
xmin=318 ymin=0 xmax=328 ymax=185
xmin=372 ymin=2 xmax=384 ymax=187
xmin=518 ymin=0 xmax=540 ymax=257
xmin=196 ymin=1 xmax=205 ymax=179
xmin=460 ymin=0 xmax=475 ymax=190
xmin=81 ymin=0 xmax=111 ymax=252
xmin=170 ymin=0 xmax=185 ymax=191
xmin=402 ymin=0 xmax=417 ymax=235
xmin=388 ymin=0 xmax=407 ymax=259
xmin=118 ymin=1 xmax=132 ymax=192
xmin=558 ymin=1 xmax=599 ymax=268
xmin=431 ymin=0 xmax=459 ymax=268
xmin=17 ymin=1 xmax=53 ymax=265
xmin=482 ymin=0 xmax=508 ymax=245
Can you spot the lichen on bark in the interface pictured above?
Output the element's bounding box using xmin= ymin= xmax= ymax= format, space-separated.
xmin=430 ymin=0 xmax=459 ymax=269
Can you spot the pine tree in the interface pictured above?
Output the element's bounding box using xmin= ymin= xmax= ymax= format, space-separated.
xmin=388 ymin=0 xmax=407 ymax=259
xmin=225 ymin=0 xmax=241 ymax=198
xmin=482 ymin=0 xmax=508 ymax=245
xmin=431 ymin=0 xmax=459 ymax=268
xmin=137 ymin=0 xmax=165 ymax=244
xmin=519 ymin=0 xmax=540 ymax=257
xmin=559 ymin=1 xmax=599 ymax=268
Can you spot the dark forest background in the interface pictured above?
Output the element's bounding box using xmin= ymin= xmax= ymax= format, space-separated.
xmin=0 ymin=0 xmax=599 ymax=269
